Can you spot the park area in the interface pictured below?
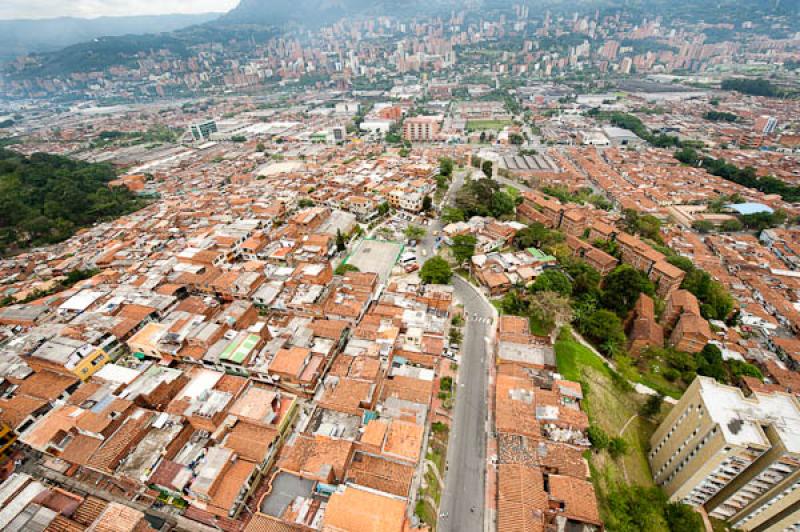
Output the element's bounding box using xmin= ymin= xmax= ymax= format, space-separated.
xmin=465 ymin=119 xmax=511 ymax=131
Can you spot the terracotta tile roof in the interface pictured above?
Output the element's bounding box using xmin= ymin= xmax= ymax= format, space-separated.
xmin=223 ymin=420 xmax=279 ymax=463
xmin=345 ymin=451 xmax=415 ymax=498
xmin=60 ymin=434 xmax=103 ymax=466
xmin=380 ymin=376 xmax=431 ymax=405
xmin=210 ymin=458 xmax=256 ymax=516
xmin=278 ymin=434 xmax=353 ymax=483
xmin=321 ymin=485 xmax=406 ymax=532
xmin=497 ymin=464 xmax=546 ymax=532
xmin=309 ymin=319 xmax=349 ymax=340
xmin=14 ymin=370 xmax=78 ymax=401
xmin=319 ymin=378 xmax=374 ymax=416
xmin=72 ymin=496 xmax=108 ymax=526
xmin=245 ymin=514 xmax=313 ymax=532
xmin=270 ymin=347 xmax=311 ymax=378
xmin=90 ymin=501 xmax=147 ymax=532
xmin=0 ymin=394 xmax=48 ymax=429
xmin=382 ymin=420 xmax=423 ymax=463
xmin=548 ymin=474 xmax=602 ymax=525
xmin=87 ymin=410 xmax=152 ymax=472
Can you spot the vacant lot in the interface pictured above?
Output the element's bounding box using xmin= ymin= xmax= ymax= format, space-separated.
xmin=555 ymin=329 xmax=665 ymax=519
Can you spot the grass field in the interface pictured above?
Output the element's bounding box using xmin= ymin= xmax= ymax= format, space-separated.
xmin=466 ymin=119 xmax=512 ymax=131
xmin=555 ymin=329 xmax=665 ymax=521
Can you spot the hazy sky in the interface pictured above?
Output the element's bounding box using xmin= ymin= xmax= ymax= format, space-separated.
xmin=0 ymin=0 xmax=239 ymax=20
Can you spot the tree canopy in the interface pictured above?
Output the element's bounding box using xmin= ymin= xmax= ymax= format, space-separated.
xmin=420 ymin=256 xmax=452 ymax=284
xmin=601 ymin=265 xmax=655 ymax=316
xmin=0 ymin=148 xmax=147 ymax=254
xmin=451 ymin=234 xmax=477 ymax=264
xmin=455 ymin=178 xmax=515 ymax=219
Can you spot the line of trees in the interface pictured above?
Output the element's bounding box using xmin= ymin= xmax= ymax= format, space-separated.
xmin=675 ymin=147 xmax=800 ymax=203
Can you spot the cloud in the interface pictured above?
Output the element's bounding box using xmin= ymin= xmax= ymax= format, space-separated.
xmin=0 ymin=0 xmax=239 ymax=20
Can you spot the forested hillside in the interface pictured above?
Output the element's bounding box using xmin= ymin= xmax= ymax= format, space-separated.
xmin=0 ymin=149 xmax=147 ymax=254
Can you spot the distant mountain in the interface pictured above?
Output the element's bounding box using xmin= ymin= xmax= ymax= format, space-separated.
xmin=0 ymin=13 xmax=224 ymax=62
xmin=221 ymin=0 xmax=456 ymax=26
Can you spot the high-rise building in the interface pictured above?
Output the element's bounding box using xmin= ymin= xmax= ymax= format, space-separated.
xmin=189 ymin=120 xmax=218 ymax=142
xmin=755 ymin=115 xmax=778 ymax=135
xmin=649 ymin=377 xmax=800 ymax=531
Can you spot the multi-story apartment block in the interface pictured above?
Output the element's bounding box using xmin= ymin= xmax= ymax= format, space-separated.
xmin=650 ymin=377 xmax=800 ymax=531
xmin=402 ymin=116 xmax=442 ymax=142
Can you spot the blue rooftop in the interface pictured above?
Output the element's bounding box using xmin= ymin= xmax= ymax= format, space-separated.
xmin=725 ymin=203 xmax=774 ymax=216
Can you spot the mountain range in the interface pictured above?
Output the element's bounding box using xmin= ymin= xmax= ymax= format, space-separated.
xmin=0 ymin=13 xmax=224 ymax=62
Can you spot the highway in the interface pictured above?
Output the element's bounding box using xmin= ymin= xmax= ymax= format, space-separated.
xmin=418 ymin=167 xmax=494 ymax=532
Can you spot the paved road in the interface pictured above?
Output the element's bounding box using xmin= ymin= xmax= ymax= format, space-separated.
xmin=418 ymin=167 xmax=494 ymax=532
xmin=438 ymin=275 xmax=493 ymax=532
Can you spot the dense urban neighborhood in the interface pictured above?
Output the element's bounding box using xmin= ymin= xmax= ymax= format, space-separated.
xmin=0 ymin=1 xmax=798 ymax=531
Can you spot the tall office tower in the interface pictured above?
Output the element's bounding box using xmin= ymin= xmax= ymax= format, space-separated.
xmin=649 ymin=377 xmax=800 ymax=531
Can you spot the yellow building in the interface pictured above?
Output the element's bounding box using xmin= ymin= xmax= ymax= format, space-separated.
xmin=71 ymin=347 xmax=111 ymax=381
xmin=650 ymin=377 xmax=800 ymax=531
xmin=0 ymin=422 xmax=16 ymax=458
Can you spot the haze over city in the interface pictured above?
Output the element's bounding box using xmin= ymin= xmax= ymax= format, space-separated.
xmin=0 ymin=1 xmax=797 ymax=532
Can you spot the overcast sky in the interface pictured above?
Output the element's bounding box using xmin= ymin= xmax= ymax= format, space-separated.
xmin=0 ymin=0 xmax=239 ymax=20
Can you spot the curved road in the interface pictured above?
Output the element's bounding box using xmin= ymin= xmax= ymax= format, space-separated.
xmin=418 ymin=167 xmax=494 ymax=532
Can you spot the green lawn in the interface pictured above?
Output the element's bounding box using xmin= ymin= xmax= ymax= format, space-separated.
xmin=466 ymin=119 xmax=512 ymax=131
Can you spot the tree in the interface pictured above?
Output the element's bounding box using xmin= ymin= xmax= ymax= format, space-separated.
xmin=451 ymin=234 xmax=477 ymax=264
xmin=256 ymin=142 xmax=265 ymax=152
xmin=608 ymin=437 xmax=629 ymax=458
xmin=528 ymin=291 xmax=573 ymax=331
xmin=692 ymin=220 xmax=715 ymax=233
xmin=297 ymin=198 xmax=315 ymax=208
xmin=641 ymin=394 xmax=664 ymax=418
xmin=530 ymin=270 xmax=572 ymax=296
xmin=514 ymin=223 xmax=555 ymax=249
xmin=664 ymin=502 xmax=705 ymax=532
xmin=422 ymin=195 xmax=432 ymax=212
xmin=439 ymin=157 xmax=454 ymax=177
xmin=481 ymin=160 xmax=493 ymax=178
xmin=377 ymin=202 xmax=390 ymax=216
xmin=404 ymin=225 xmax=426 ymax=241
xmin=335 ymin=229 xmax=347 ymax=252
xmin=681 ymin=268 xmax=734 ymax=320
xmin=498 ymin=290 xmax=528 ymax=316
xmin=490 ymin=190 xmax=515 ymax=217
xmin=721 ymin=219 xmax=743 ymax=232
xmin=667 ymin=256 xmax=694 ymax=273
xmin=442 ymin=207 xmax=465 ymax=223
xmin=587 ymin=425 xmax=609 ymax=450
xmin=601 ymin=265 xmax=655 ymax=316
xmin=420 ymin=257 xmax=452 ymax=284
xmin=562 ymin=258 xmax=602 ymax=300
xmin=697 ymin=344 xmax=727 ymax=383
xmin=580 ymin=309 xmax=626 ymax=354
xmin=335 ymin=263 xmax=360 ymax=275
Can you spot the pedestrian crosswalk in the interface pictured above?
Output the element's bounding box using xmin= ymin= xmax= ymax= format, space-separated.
xmin=465 ymin=315 xmax=493 ymax=324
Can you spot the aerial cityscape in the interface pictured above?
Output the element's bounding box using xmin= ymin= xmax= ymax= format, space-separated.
xmin=0 ymin=0 xmax=798 ymax=531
